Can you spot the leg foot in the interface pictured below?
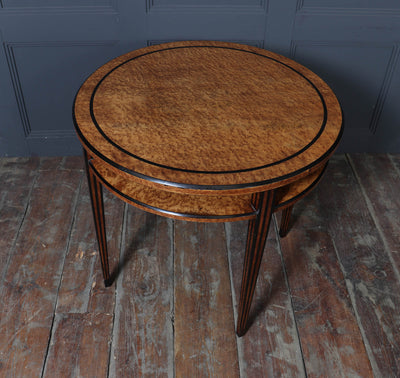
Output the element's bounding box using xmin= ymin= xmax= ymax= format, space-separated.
xmin=279 ymin=205 xmax=293 ymax=238
xmin=84 ymin=150 xmax=111 ymax=286
xmin=236 ymin=190 xmax=275 ymax=336
xmin=104 ymin=277 xmax=113 ymax=287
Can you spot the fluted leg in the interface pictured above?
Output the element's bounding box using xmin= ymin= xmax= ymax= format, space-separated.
xmin=236 ymin=190 xmax=275 ymax=337
xmin=279 ymin=204 xmax=293 ymax=238
xmin=84 ymin=150 xmax=111 ymax=287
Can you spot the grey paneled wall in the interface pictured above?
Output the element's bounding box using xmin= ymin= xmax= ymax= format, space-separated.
xmin=0 ymin=0 xmax=399 ymax=156
xmin=0 ymin=0 xmax=145 ymax=156
xmin=4 ymin=42 xmax=120 ymax=155
xmin=291 ymin=43 xmax=398 ymax=152
xmin=289 ymin=1 xmax=400 ymax=152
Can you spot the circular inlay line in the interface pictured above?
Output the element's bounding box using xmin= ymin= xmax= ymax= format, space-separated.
xmin=89 ymin=45 xmax=327 ymax=174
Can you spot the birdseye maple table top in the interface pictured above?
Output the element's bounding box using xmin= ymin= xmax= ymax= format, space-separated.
xmin=74 ymin=40 xmax=343 ymax=195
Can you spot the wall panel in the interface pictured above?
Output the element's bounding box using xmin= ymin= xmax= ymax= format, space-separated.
xmin=4 ymin=42 xmax=119 ymax=155
xmin=291 ymin=42 xmax=396 ymax=151
xmin=1 ymin=0 xmax=400 ymax=155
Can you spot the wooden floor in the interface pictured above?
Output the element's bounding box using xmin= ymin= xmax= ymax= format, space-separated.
xmin=0 ymin=154 xmax=399 ymax=377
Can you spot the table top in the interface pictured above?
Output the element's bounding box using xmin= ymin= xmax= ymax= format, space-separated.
xmin=74 ymin=41 xmax=342 ymax=194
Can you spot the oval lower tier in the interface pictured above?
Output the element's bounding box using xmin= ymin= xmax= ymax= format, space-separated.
xmin=89 ymin=157 xmax=326 ymax=222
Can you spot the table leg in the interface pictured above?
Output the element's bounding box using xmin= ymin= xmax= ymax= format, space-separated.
xmin=83 ymin=150 xmax=112 ymax=287
xmin=279 ymin=204 xmax=293 ymax=238
xmin=236 ymin=190 xmax=275 ymax=337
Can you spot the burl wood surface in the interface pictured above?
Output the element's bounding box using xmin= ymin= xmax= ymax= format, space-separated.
xmin=74 ymin=41 xmax=342 ymax=194
xmin=90 ymin=158 xmax=255 ymax=222
xmin=1 ymin=155 xmax=400 ymax=376
xmin=89 ymin=157 xmax=326 ymax=221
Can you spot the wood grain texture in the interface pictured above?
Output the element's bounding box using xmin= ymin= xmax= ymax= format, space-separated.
xmin=174 ymin=221 xmax=239 ymax=377
xmin=274 ymin=164 xmax=325 ymax=210
xmin=0 ymin=158 xmax=40 ymax=284
xmin=44 ymin=183 xmax=125 ymax=377
xmin=237 ymin=190 xmax=275 ymax=336
xmin=56 ymin=179 xmax=125 ymax=314
xmin=0 ymin=158 xmax=83 ymax=376
xmin=90 ymin=156 xmax=326 ymax=222
xmin=74 ymin=41 xmax=342 ymax=193
xmin=279 ymin=205 xmax=293 ymax=237
xmin=0 ymin=155 xmax=399 ymax=376
xmin=86 ymin=188 xmax=125 ymax=314
xmin=226 ymin=220 xmax=305 ymax=377
xmin=86 ymin=153 xmax=111 ymax=285
xmin=348 ymin=154 xmax=400 ymax=275
xmin=74 ymin=41 xmax=342 ymax=339
xmin=280 ymin=228 xmax=373 ymax=377
xmin=43 ymin=313 xmax=113 ymax=378
xmin=295 ymin=155 xmax=400 ymax=376
xmin=91 ymin=157 xmax=255 ymax=221
xmin=109 ymin=206 xmax=174 ymax=377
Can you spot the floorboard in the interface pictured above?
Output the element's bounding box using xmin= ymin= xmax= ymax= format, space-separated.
xmin=110 ymin=206 xmax=174 ymax=377
xmin=174 ymin=222 xmax=239 ymax=377
xmin=44 ymin=173 xmax=125 ymax=377
xmin=226 ymin=221 xmax=305 ymax=377
xmin=305 ymin=156 xmax=400 ymax=376
xmin=0 ymin=157 xmax=40 ymax=286
xmin=0 ymin=157 xmax=83 ymax=376
xmin=279 ymin=227 xmax=373 ymax=377
xmin=43 ymin=312 xmax=113 ymax=377
xmin=0 ymin=154 xmax=399 ymax=377
xmin=348 ymin=154 xmax=400 ymax=278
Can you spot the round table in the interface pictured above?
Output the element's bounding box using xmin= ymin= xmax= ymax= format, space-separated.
xmin=73 ymin=41 xmax=343 ymax=336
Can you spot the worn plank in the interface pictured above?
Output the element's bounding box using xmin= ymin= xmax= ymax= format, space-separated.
xmin=43 ymin=181 xmax=125 ymax=376
xmin=1 ymin=154 xmax=399 ymax=377
xmin=60 ymin=156 xmax=84 ymax=171
xmin=0 ymin=158 xmax=40 ymax=284
xmin=174 ymin=221 xmax=239 ymax=377
xmin=226 ymin=220 xmax=305 ymax=377
xmin=43 ymin=313 xmax=113 ymax=378
xmin=348 ymin=154 xmax=400 ymax=276
xmin=55 ymin=180 xmax=125 ymax=315
xmin=280 ymin=227 xmax=373 ymax=377
xmin=109 ymin=207 xmax=174 ymax=377
xmin=0 ymin=157 xmax=83 ymax=376
xmin=294 ymin=155 xmax=400 ymax=376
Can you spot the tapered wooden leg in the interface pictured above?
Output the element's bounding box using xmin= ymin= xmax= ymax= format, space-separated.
xmin=236 ymin=190 xmax=275 ymax=337
xmin=279 ymin=204 xmax=293 ymax=238
xmin=84 ymin=150 xmax=112 ymax=287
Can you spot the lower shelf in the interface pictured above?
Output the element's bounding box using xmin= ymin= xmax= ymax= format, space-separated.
xmin=89 ymin=158 xmax=326 ymax=222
